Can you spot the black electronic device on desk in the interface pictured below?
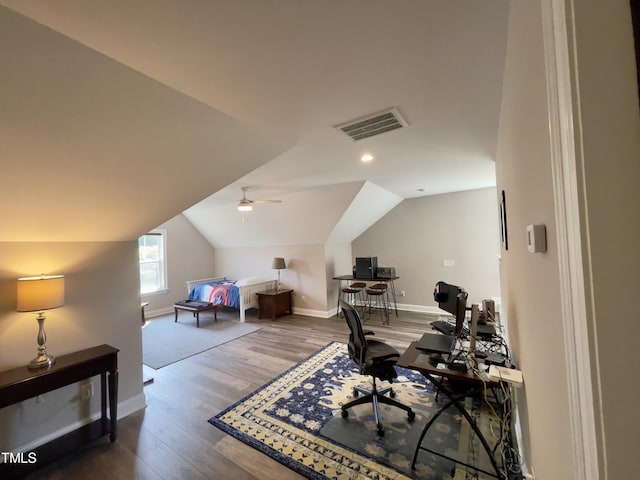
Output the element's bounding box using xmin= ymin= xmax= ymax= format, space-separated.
xmin=428 ymin=282 xmax=509 ymax=375
xmin=431 ymin=319 xmax=454 ymax=335
xmin=375 ymin=266 xmax=396 ymax=278
xmin=425 ymin=281 xmax=469 ymax=367
xmin=416 ymin=332 xmax=456 ymax=355
xmin=433 ymin=281 xmax=468 ymax=337
xmin=355 ymin=257 xmax=377 ymax=278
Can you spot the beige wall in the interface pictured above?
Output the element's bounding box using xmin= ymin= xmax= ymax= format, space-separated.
xmin=324 ymin=242 xmax=353 ymax=316
xmin=142 ymin=214 xmax=216 ymax=316
xmin=495 ymin=2 xmax=571 ymax=478
xmin=0 ymin=241 xmax=144 ymax=451
xmin=212 ymin=244 xmax=329 ymax=316
xmin=144 ymin=215 xmax=351 ymax=318
xmin=497 ymin=1 xmax=640 ymax=478
xmin=169 ymin=200 xmax=503 ymax=319
xmin=352 ymin=188 xmax=501 ymax=311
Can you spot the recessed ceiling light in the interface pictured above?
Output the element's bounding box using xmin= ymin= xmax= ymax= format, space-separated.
xmin=361 ymin=154 xmax=374 ymax=162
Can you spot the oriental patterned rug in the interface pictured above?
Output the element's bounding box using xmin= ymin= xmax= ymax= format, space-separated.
xmin=209 ymin=342 xmax=495 ymax=479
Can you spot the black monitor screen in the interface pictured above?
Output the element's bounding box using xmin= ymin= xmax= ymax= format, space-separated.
xmin=433 ymin=281 xmax=468 ymax=335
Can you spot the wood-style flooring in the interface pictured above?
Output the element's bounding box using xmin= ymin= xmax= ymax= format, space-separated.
xmin=25 ymin=308 xmax=438 ymax=480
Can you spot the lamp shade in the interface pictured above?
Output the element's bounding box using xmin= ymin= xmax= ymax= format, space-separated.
xmin=17 ymin=275 xmax=65 ymax=312
xmin=271 ymin=257 xmax=286 ymax=270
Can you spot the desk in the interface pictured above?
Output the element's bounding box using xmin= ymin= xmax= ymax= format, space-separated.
xmin=333 ymin=275 xmax=399 ymax=317
xmin=397 ymin=341 xmax=507 ymax=479
xmin=0 ymin=344 xmax=118 ymax=476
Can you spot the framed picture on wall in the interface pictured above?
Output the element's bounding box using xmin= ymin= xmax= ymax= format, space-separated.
xmin=499 ymin=190 xmax=508 ymax=250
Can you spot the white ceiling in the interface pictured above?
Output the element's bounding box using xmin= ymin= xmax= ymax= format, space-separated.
xmin=0 ymin=1 xmax=510 ymax=244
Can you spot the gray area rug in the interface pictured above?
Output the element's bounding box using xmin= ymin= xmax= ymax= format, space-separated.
xmin=142 ymin=311 xmax=262 ymax=369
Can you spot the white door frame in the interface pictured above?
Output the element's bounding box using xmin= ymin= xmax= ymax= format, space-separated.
xmin=541 ymin=0 xmax=600 ymax=478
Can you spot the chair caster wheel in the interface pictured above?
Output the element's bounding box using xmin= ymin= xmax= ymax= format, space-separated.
xmin=341 ymin=409 xmax=348 ymax=419
xmin=352 ymin=389 xmax=360 ymax=398
xmin=408 ymin=410 xmax=416 ymax=422
xmin=377 ymin=426 xmax=384 ymax=437
xmin=389 ymin=390 xmax=396 ymax=398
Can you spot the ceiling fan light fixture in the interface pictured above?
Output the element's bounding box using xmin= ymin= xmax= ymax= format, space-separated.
xmin=238 ymin=204 xmax=252 ymax=212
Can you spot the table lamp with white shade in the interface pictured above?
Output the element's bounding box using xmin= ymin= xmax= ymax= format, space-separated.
xmin=17 ymin=275 xmax=65 ymax=369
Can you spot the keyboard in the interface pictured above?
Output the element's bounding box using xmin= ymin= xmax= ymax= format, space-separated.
xmin=431 ymin=320 xmax=456 ymax=335
xmin=431 ymin=319 xmax=471 ymax=337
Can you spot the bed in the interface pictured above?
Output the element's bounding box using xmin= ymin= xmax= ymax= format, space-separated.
xmin=186 ymin=276 xmax=277 ymax=323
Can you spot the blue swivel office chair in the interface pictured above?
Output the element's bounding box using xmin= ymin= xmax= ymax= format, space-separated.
xmin=339 ymin=299 xmax=415 ymax=436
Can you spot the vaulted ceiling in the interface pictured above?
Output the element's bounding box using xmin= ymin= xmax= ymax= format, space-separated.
xmin=0 ymin=1 xmax=509 ymax=245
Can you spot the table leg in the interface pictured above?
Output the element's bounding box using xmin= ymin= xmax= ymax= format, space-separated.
xmin=100 ymin=372 xmax=108 ymax=436
xmin=108 ymin=369 xmax=118 ymax=442
xmin=413 ymin=374 xmax=505 ymax=479
xmin=389 ymin=280 xmax=398 ymax=316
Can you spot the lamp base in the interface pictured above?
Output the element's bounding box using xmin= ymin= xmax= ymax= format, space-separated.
xmin=28 ymin=353 xmax=55 ymax=370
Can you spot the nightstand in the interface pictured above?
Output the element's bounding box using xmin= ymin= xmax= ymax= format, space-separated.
xmin=256 ymin=289 xmax=293 ymax=320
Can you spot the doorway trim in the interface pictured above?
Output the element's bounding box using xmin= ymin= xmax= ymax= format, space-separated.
xmin=541 ymin=0 xmax=600 ymax=478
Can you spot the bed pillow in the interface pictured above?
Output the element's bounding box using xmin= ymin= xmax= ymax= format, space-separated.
xmin=235 ymin=277 xmax=266 ymax=287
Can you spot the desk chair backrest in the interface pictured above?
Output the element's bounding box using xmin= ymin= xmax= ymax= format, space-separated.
xmin=340 ymin=299 xmax=368 ymax=370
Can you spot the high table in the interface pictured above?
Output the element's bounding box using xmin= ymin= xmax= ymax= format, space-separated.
xmin=396 ymin=341 xmax=509 ymax=479
xmin=333 ymin=275 xmax=399 ymax=317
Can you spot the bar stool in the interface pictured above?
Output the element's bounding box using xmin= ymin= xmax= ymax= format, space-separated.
xmin=340 ymin=284 xmax=363 ymax=316
xmin=341 ymin=285 xmax=361 ymax=305
xmin=366 ymin=285 xmax=390 ymax=325
xmin=349 ymin=282 xmax=367 ymax=310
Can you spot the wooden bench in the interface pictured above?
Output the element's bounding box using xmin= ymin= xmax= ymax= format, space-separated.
xmin=173 ymin=300 xmax=217 ymax=328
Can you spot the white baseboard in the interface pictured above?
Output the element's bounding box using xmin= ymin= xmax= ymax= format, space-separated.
xmin=145 ymin=307 xmax=173 ymax=318
xmin=116 ymin=392 xmax=147 ymax=419
xmin=394 ymin=303 xmax=442 ymax=314
xmin=9 ymin=393 xmax=147 ymax=455
xmin=292 ymin=307 xmax=330 ymax=318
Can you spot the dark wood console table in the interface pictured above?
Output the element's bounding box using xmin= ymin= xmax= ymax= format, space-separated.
xmin=256 ymin=289 xmax=293 ymax=320
xmin=0 ymin=344 xmax=119 ymax=477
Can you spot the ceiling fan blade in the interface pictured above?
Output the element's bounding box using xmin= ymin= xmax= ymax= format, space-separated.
xmin=237 ymin=187 xmax=282 ymax=209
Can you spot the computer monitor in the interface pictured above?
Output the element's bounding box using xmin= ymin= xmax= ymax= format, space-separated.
xmin=433 ymin=281 xmax=468 ymax=336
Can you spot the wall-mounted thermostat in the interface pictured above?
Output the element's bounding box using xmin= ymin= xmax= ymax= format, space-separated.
xmin=526 ymin=224 xmax=547 ymax=253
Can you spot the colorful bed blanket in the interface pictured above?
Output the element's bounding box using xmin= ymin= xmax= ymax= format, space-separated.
xmin=188 ymin=280 xmax=241 ymax=308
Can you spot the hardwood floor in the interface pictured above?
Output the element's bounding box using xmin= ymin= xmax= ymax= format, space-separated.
xmin=25 ymin=308 xmax=437 ymax=480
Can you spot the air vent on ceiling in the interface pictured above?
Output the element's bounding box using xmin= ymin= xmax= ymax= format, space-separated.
xmin=335 ymin=107 xmax=407 ymax=141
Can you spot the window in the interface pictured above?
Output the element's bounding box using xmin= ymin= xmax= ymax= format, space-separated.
xmin=138 ymin=230 xmax=167 ymax=294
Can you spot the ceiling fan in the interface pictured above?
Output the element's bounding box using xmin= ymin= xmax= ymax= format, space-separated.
xmin=237 ymin=186 xmax=282 ymax=212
